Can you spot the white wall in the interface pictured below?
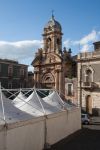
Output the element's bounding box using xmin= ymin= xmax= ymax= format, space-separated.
xmin=6 ymin=118 xmax=45 ymax=150
xmin=0 ymin=130 xmax=5 ymax=150
xmin=46 ymin=108 xmax=81 ymax=145
xmin=91 ymin=93 xmax=100 ymax=109
xmin=0 ymin=122 xmax=6 ymax=150
xmin=0 ymin=108 xmax=81 ymax=150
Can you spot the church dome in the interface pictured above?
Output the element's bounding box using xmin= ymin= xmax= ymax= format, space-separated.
xmin=45 ymin=15 xmax=62 ymax=31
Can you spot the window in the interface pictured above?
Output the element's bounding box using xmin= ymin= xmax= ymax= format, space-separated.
xmin=56 ymin=38 xmax=61 ymax=51
xmin=47 ymin=38 xmax=51 ymax=51
xmin=8 ymin=83 xmax=12 ymax=89
xmin=8 ymin=66 xmax=13 ymax=76
xmin=85 ymin=69 xmax=92 ymax=82
xmin=20 ymin=69 xmax=24 ymax=76
xmin=57 ymin=38 xmax=60 ymax=45
xmin=67 ymin=83 xmax=73 ymax=96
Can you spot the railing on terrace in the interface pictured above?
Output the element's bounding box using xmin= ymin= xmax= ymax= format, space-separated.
xmin=77 ymin=51 xmax=100 ymax=59
xmin=82 ymin=82 xmax=99 ymax=89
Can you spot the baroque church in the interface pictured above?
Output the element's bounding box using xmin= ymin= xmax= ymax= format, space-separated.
xmin=31 ymin=15 xmax=77 ymax=99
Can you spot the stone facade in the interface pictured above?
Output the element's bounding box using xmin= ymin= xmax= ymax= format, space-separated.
xmin=65 ymin=78 xmax=78 ymax=105
xmin=77 ymin=41 xmax=100 ymax=115
xmin=0 ymin=59 xmax=28 ymax=89
xmin=32 ymin=15 xmax=76 ymax=98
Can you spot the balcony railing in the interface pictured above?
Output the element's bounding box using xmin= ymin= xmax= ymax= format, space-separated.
xmin=82 ymin=82 xmax=99 ymax=89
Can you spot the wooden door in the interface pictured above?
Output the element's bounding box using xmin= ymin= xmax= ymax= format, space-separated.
xmin=86 ymin=95 xmax=92 ymax=114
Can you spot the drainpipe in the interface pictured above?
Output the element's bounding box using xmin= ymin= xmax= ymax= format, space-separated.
xmin=80 ymin=60 xmax=82 ymax=108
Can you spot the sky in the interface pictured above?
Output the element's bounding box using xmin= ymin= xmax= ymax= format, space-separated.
xmin=0 ymin=0 xmax=100 ymax=71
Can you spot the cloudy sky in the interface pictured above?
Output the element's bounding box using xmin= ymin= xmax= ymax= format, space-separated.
xmin=0 ymin=0 xmax=100 ymax=71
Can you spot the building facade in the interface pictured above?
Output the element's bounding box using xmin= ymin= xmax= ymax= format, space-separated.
xmin=32 ymin=15 xmax=76 ymax=99
xmin=77 ymin=41 xmax=100 ymax=115
xmin=27 ymin=71 xmax=34 ymax=88
xmin=0 ymin=59 xmax=28 ymax=89
xmin=65 ymin=78 xmax=78 ymax=105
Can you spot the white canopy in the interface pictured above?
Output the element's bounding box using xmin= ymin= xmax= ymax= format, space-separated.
xmin=0 ymin=88 xmax=81 ymax=150
xmin=12 ymin=92 xmax=27 ymax=107
xmin=0 ymin=92 xmax=34 ymax=124
xmin=43 ymin=91 xmax=72 ymax=109
xmin=43 ymin=91 xmax=64 ymax=106
xmin=12 ymin=91 xmax=43 ymax=116
xmin=12 ymin=90 xmax=64 ymax=116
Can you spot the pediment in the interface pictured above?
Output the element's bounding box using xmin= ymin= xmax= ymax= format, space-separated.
xmin=32 ymin=52 xmax=62 ymax=66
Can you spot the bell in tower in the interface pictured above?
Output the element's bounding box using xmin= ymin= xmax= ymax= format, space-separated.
xmin=42 ymin=14 xmax=63 ymax=55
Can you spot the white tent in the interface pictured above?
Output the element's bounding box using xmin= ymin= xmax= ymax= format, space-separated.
xmin=0 ymin=92 xmax=34 ymax=122
xmin=42 ymin=90 xmax=73 ymax=110
xmin=12 ymin=91 xmax=44 ymax=116
xmin=0 ymin=91 xmax=45 ymax=150
xmin=12 ymin=90 xmax=64 ymax=116
xmin=0 ymin=88 xmax=81 ymax=150
xmin=12 ymin=92 xmax=27 ymax=107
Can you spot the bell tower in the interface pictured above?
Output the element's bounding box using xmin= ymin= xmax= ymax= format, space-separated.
xmin=32 ymin=15 xmax=65 ymax=98
xmin=42 ymin=14 xmax=63 ymax=55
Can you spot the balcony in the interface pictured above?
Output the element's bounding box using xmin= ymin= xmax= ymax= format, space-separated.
xmin=82 ymin=82 xmax=99 ymax=89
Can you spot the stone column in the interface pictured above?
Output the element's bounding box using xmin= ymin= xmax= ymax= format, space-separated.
xmin=55 ymin=70 xmax=59 ymax=92
xmin=36 ymin=72 xmax=40 ymax=88
xmin=59 ymin=70 xmax=62 ymax=95
xmin=59 ymin=70 xmax=65 ymax=99
xmin=77 ymin=62 xmax=82 ymax=107
xmin=34 ymin=72 xmax=37 ymax=87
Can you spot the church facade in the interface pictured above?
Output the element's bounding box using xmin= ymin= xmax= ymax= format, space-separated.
xmin=31 ymin=15 xmax=77 ymax=99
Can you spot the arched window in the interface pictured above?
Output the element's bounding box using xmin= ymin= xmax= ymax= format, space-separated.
xmin=56 ymin=38 xmax=60 ymax=50
xmin=47 ymin=38 xmax=51 ymax=51
xmin=57 ymin=38 xmax=60 ymax=45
